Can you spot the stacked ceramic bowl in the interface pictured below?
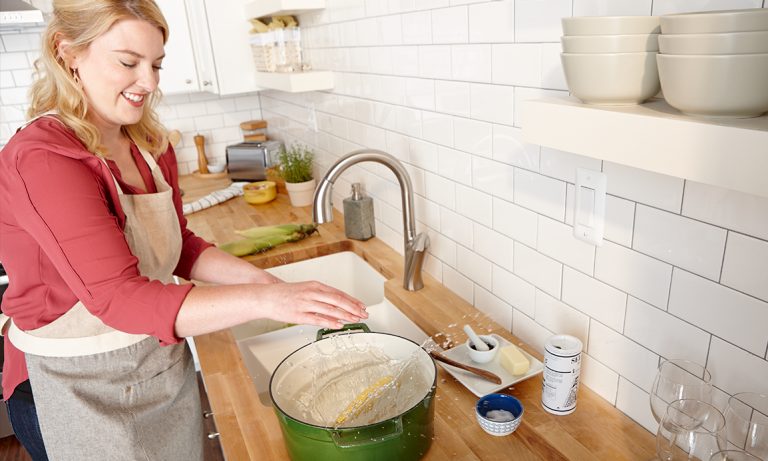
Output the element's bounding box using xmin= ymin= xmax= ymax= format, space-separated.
xmin=658 ymin=8 xmax=768 ymax=118
xmin=560 ymin=16 xmax=661 ymax=105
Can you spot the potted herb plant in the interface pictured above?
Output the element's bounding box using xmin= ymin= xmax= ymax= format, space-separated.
xmin=278 ymin=143 xmax=316 ymax=207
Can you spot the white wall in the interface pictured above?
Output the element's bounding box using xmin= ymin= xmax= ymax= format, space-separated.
xmin=2 ymin=0 xmax=767 ymax=437
xmin=0 ymin=25 xmax=262 ymax=174
xmin=260 ymin=0 xmax=768 ymax=435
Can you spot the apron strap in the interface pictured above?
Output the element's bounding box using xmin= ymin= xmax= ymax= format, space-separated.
xmin=8 ymin=320 xmax=148 ymax=358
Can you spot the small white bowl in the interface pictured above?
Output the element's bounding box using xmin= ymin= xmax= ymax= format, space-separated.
xmin=466 ymin=335 xmax=499 ymax=364
xmin=657 ymin=53 xmax=768 ymax=118
xmin=476 ymin=394 xmax=524 ymax=437
xmin=561 ymin=52 xmax=660 ymax=105
xmin=660 ymin=8 xmax=768 ymax=34
xmin=561 ymin=33 xmax=659 ymax=53
xmin=207 ymin=163 xmax=226 ymax=173
xmin=562 ymin=15 xmax=660 ymax=36
xmin=658 ymin=30 xmax=768 ymax=55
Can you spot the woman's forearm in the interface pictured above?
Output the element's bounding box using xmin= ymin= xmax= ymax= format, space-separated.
xmin=187 ymin=246 xmax=280 ymax=285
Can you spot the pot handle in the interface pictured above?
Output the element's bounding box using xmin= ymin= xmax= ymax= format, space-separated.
xmin=330 ymin=417 xmax=404 ymax=448
xmin=316 ymin=322 xmax=371 ymax=340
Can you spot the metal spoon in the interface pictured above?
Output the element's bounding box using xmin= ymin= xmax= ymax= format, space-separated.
xmin=429 ymin=351 xmax=502 ymax=385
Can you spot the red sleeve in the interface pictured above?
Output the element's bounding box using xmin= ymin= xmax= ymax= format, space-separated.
xmin=156 ymin=147 xmax=214 ymax=279
xmin=11 ymin=147 xmax=191 ymax=345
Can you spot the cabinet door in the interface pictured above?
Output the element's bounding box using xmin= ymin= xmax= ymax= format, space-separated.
xmin=203 ymin=0 xmax=259 ymax=95
xmin=158 ymin=0 xmax=200 ymax=94
xmin=185 ymin=0 xmax=219 ymax=94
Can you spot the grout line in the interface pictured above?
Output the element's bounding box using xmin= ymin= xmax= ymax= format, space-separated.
xmin=718 ymin=231 xmax=729 ymax=284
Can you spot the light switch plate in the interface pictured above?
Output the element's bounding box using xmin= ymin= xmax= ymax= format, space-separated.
xmin=573 ymin=168 xmax=607 ymax=246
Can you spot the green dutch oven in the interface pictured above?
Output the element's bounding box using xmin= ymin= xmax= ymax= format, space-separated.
xmin=269 ymin=324 xmax=437 ymax=461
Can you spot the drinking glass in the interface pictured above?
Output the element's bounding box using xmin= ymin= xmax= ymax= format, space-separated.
xmin=657 ymin=399 xmax=726 ymax=461
xmin=650 ymin=359 xmax=713 ymax=424
xmin=724 ymin=392 xmax=768 ymax=459
xmin=709 ymin=450 xmax=762 ymax=461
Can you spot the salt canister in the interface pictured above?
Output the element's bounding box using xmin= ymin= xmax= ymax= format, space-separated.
xmin=541 ymin=334 xmax=583 ymax=415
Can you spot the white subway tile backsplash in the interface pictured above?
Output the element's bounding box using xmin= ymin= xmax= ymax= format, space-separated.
xmin=581 ymin=353 xmax=619 ymax=405
xmin=440 ymin=207 xmax=474 ymax=247
xmin=721 ymin=232 xmax=768 ymax=302
xmin=492 ymin=197 xmax=539 ymax=248
xmin=418 ymin=46 xmax=453 ymax=80
xmin=425 ymin=171 xmax=456 ymax=208
xmin=537 ymin=216 xmax=595 ymax=275
xmin=474 ymin=223 xmax=514 ymax=271
xmin=421 ymin=111 xmax=454 ymax=146
xmin=512 ymin=310 xmax=552 ymax=354
xmin=562 ymin=267 xmax=627 ymax=332
xmin=404 ymin=78 xmax=436 ymax=110
xmin=457 ymin=244 xmax=493 ymax=290
xmin=435 ymin=80 xmax=471 ymax=117
xmin=456 ymin=184 xmax=493 ymax=226
xmin=451 ymin=45 xmax=492 ymax=83
xmin=540 ymin=147 xmax=602 ymax=184
xmin=514 ymin=0 xmax=573 ymax=43
xmin=573 ymin=0 xmax=652 ymax=16
xmin=428 ymin=229 xmax=458 ymax=266
xmin=615 ymin=378 xmax=659 ymax=435
xmin=491 ymin=44 xmax=542 ymax=87
xmin=493 ymin=265 xmax=537 ymax=317
xmin=472 ymin=156 xmax=515 ymax=202
xmin=443 ymin=263 xmax=475 ymax=304
xmin=1 ymin=52 xmax=29 ymax=70
xmin=707 ymin=336 xmax=768 ymax=396
xmin=624 ymin=297 xmax=710 ymax=366
xmin=410 ymin=139 xmax=439 ymax=172
xmin=438 ymin=146 xmax=473 ymax=186
xmin=469 ymin=83 xmax=515 ymax=126
xmin=379 ymin=15 xmax=404 ymax=45
xmin=468 ymin=1 xmax=516 ymax=43
xmin=431 ymin=6 xmax=469 ymax=44
xmin=453 ymin=117 xmax=492 ymax=158
xmin=395 ymin=106 xmax=422 ymax=137
xmin=652 ymin=0 xmax=762 ymax=15
xmin=11 ymin=69 xmax=32 ymax=87
xmin=589 ymin=321 xmax=660 ymax=392
xmin=595 ymin=241 xmax=672 ymax=309
xmin=514 ymin=168 xmax=566 ymax=221
xmin=475 ymin=286 xmax=514 ymax=331
xmin=391 ymin=46 xmax=419 ymax=76
xmin=669 ymin=269 xmax=768 ymax=357
xmin=683 ymin=181 xmax=768 ymax=242
xmin=540 ymin=43 xmax=568 ymax=90
xmin=492 ymin=125 xmax=540 ymax=171
xmin=604 ymin=195 xmax=635 ymax=247
xmin=0 ymin=87 xmax=29 ymax=105
xmin=0 ymin=71 xmax=14 ymax=88
xmin=603 ymin=162 xmax=684 ymax=213
xmin=514 ymin=242 xmax=562 ymax=298
xmin=402 ymin=11 xmax=433 ymax=44
xmin=535 ymin=290 xmax=590 ymax=347
xmin=634 ymin=205 xmax=727 ymax=281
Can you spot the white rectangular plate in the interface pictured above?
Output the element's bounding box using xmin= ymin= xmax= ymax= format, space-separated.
xmin=438 ymin=334 xmax=544 ymax=397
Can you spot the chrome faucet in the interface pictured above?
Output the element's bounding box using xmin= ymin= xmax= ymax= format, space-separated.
xmin=312 ymin=149 xmax=430 ymax=291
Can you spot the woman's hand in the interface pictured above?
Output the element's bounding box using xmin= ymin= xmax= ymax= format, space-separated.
xmin=258 ymin=281 xmax=368 ymax=329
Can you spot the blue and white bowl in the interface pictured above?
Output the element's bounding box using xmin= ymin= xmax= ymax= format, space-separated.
xmin=475 ymin=393 xmax=524 ymax=436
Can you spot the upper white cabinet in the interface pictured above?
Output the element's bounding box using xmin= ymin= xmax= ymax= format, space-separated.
xmin=243 ymin=0 xmax=325 ymax=19
xmin=158 ymin=0 xmax=200 ymax=94
xmin=522 ymin=97 xmax=768 ymax=199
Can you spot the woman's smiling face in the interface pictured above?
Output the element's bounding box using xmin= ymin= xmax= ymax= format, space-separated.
xmin=68 ymin=18 xmax=165 ymax=132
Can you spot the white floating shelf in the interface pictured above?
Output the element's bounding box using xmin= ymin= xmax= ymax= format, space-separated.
xmin=254 ymin=70 xmax=333 ymax=93
xmin=521 ymin=96 xmax=768 ymax=199
xmin=244 ymin=0 xmax=325 ymax=19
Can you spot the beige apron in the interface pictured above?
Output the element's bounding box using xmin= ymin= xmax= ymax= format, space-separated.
xmin=6 ymin=129 xmax=203 ymax=461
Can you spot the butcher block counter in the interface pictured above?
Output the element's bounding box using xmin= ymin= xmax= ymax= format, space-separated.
xmin=180 ymin=175 xmax=655 ymax=461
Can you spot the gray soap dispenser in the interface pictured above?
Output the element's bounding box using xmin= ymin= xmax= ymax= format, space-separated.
xmin=343 ymin=183 xmax=375 ymax=241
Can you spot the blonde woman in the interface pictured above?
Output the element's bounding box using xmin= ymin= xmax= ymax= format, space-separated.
xmin=0 ymin=1 xmax=366 ymax=459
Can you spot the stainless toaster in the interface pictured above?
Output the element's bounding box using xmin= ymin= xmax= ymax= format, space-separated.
xmin=225 ymin=140 xmax=283 ymax=182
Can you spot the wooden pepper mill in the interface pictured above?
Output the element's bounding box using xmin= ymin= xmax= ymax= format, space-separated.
xmin=194 ymin=134 xmax=209 ymax=174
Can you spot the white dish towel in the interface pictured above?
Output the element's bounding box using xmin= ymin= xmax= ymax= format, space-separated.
xmin=182 ymin=182 xmax=248 ymax=215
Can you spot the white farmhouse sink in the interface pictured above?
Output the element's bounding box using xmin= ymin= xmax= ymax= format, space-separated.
xmin=232 ymin=251 xmax=428 ymax=405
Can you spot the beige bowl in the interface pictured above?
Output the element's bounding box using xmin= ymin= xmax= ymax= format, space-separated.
xmin=657 ymin=53 xmax=768 ymax=118
xmin=561 ymin=52 xmax=660 ymax=105
xmin=660 ymin=8 xmax=768 ymax=34
xmin=658 ymin=30 xmax=768 ymax=55
xmin=562 ymin=16 xmax=660 ymax=36
xmin=561 ymin=34 xmax=659 ymax=53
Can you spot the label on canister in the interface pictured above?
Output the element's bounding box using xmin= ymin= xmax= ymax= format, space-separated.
xmin=541 ymin=334 xmax=583 ymax=415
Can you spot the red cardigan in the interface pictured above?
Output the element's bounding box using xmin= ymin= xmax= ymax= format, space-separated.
xmin=0 ymin=116 xmax=212 ymax=399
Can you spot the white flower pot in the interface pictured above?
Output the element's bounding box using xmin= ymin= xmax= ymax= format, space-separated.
xmin=285 ymin=179 xmax=316 ymax=207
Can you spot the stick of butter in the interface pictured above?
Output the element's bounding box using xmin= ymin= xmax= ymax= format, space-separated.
xmin=499 ymin=344 xmax=530 ymax=375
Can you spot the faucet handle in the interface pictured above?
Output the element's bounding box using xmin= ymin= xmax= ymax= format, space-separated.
xmin=411 ymin=232 xmax=429 ymax=252
xmin=405 ymin=232 xmax=430 ymax=291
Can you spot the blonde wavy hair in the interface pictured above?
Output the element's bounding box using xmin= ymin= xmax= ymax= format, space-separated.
xmin=27 ymin=0 xmax=169 ymax=157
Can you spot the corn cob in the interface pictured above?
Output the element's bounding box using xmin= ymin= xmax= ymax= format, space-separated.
xmin=335 ymin=375 xmax=396 ymax=426
xmin=219 ymin=223 xmax=317 ymax=257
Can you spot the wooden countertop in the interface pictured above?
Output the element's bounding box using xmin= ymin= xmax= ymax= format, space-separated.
xmin=180 ymin=175 xmax=655 ymax=461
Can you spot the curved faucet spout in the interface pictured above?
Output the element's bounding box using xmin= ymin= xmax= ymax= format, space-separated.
xmin=312 ymin=149 xmax=429 ymax=291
